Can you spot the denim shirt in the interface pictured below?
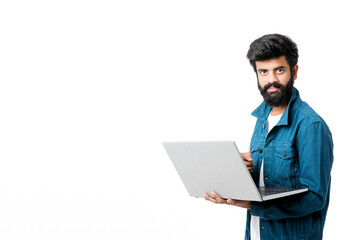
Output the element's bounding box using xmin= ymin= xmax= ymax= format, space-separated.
xmin=244 ymin=88 xmax=334 ymax=240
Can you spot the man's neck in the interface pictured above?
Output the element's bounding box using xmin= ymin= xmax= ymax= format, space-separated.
xmin=271 ymin=104 xmax=288 ymax=116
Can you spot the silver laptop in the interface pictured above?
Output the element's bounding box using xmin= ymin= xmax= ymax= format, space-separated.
xmin=163 ymin=141 xmax=308 ymax=202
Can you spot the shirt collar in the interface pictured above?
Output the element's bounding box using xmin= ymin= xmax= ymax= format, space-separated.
xmin=251 ymin=87 xmax=300 ymax=126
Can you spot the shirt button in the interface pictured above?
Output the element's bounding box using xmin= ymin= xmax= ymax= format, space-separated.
xmin=283 ymin=152 xmax=287 ymax=157
xmin=262 ymin=124 xmax=266 ymax=129
xmin=258 ymin=148 xmax=262 ymax=153
xmin=261 ymin=226 xmax=265 ymax=230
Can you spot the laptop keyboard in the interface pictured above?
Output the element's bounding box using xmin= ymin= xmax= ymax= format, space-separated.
xmin=258 ymin=187 xmax=295 ymax=197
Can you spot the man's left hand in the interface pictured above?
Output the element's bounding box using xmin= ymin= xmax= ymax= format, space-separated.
xmin=204 ymin=191 xmax=251 ymax=210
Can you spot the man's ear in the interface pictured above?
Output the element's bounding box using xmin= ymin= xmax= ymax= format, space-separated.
xmin=292 ymin=65 xmax=299 ymax=80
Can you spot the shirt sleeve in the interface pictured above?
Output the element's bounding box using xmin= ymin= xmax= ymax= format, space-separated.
xmin=250 ymin=121 xmax=334 ymax=220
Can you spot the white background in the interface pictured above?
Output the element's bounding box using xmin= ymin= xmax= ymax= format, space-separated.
xmin=0 ymin=0 xmax=358 ymax=239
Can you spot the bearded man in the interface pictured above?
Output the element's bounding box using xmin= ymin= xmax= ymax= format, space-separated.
xmin=205 ymin=34 xmax=334 ymax=240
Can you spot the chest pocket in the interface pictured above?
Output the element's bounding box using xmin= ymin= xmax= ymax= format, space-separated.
xmin=275 ymin=146 xmax=300 ymax=188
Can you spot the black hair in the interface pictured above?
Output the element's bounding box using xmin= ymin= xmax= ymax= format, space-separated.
xmin=246 ymin=34 xmax=298 ymax=72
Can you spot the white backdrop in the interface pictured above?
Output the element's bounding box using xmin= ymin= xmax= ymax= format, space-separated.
xmin=0 ymin=0 xmax=358 ymax=239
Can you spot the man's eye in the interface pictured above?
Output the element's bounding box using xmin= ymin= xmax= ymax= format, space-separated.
xmin=259 ymin=70 xmax=267 ymax=75
xmin=277 ymin=69 xmax=284 ymax=73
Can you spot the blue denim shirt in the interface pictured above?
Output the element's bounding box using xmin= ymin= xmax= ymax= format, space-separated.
xmin=245 ymin=88 xmax=334 ymax=240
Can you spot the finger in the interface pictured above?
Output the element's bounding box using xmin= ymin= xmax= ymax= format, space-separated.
xmin=212 ymin=192 xmax=226 ymax=203
xmin=244 ymin=160 xmax=254 ymax=169
xmin=226 ymin=199 xmax=251 ymax=209
xmin=245 ymin=161 xmax=255 ymax=172
xmin=241 ymin=152 xmax=253 ymax=161
xmin=204 ymin=193 xmax=216 ymax=203
xmin=226 ymin=199 xmax=245 ymax=205
xmin=244 ymin=161 xmax=253 ymax=167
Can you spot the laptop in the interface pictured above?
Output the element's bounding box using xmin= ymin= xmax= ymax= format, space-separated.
xmin=163 ymin=141 xmax=308 ymax=202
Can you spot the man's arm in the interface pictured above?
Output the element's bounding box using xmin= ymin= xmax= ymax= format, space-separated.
xmin=251 ymin=121 xmax=334 ymax=220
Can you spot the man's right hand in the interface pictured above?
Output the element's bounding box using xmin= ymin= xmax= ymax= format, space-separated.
xmin=241 ymin=152 xmax=254 ymax=172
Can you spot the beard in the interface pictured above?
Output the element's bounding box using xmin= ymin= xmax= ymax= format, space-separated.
xmin=258 ymin=76 xmax=294 ymax=107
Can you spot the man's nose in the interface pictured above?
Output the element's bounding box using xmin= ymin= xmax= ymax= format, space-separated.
xmin=268 ymin=71 xmax=279 ymax=84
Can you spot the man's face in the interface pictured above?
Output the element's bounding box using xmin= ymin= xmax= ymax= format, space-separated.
xmin=255 ymin=56 xmax=298 ymax=107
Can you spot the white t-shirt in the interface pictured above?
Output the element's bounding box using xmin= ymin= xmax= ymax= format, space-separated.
xmin=250 ymin=112 xmax=282 ymax=240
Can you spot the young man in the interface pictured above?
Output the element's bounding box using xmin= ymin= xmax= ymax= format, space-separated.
xmin=204 ymin=34 xmax=334 ymax=239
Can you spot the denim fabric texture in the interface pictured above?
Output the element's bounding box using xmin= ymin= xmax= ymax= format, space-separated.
xmin=244 ymin=87 xmax=334 ymax=240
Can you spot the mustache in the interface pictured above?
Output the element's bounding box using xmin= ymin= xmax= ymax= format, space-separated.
xmin=262 ymin=82 xmax=284 ymax=92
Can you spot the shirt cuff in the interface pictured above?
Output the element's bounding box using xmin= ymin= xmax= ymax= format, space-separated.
xmin=251 ymin=201 xmax=265 ymax=218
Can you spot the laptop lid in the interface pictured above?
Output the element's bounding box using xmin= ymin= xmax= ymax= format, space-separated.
xmin=163 ymin=141 xmax=308 ymax=202
xmin=163 ymin=141 xmax=262 ymax=201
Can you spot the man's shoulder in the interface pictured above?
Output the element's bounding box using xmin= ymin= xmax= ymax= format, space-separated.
xmin=291 ymin=100 xmax=331 ymax=132
xmin=294 ymin=101 xmax=321 ymax=120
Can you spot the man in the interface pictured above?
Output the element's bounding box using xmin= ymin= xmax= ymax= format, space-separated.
xmin=204 ymin=34 xmax=334 ymax=240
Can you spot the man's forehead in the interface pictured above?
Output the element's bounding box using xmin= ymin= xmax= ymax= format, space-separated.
xmin=255 ymin=56 xmax=289 ymax=69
